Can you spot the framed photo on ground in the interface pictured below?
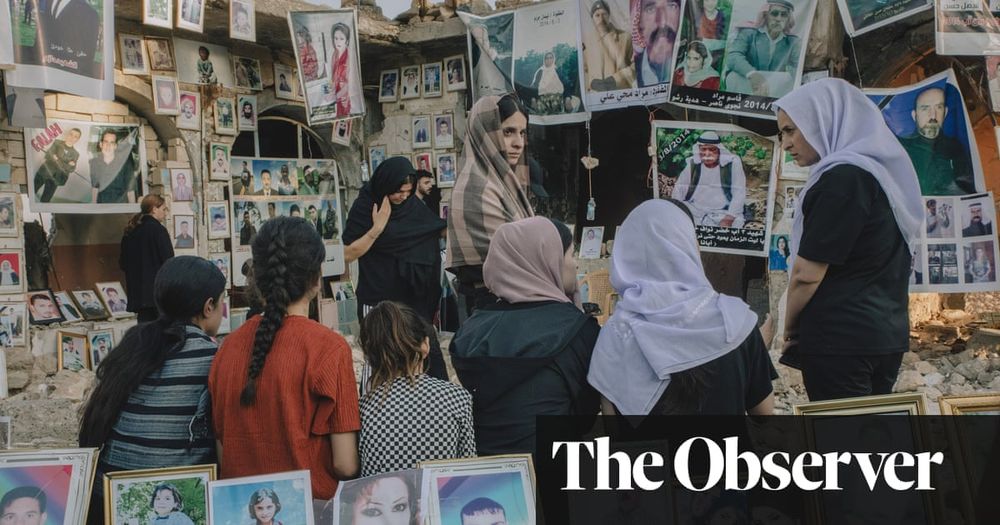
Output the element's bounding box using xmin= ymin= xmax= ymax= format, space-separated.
xmin=939 ymin=393 xmax=1000 ymax=523
xmin=53 ymin=291 xmax=83 ymax=323
xmin=214 ymin=97 xmax=237 ymax=135
xmin=72 ymin=290 xmax=110 ymax=321
xmin=27 ymin=289 xmax=63 ymax=325
xmin=332 ymin=470 xmax=423 ymax=525
xmin=208 ymin=470 xmax=314 ymax=525
xmin=57 ymin=330 xmax=89 ymax=371
xmin=444 ymin=54 xmax=466 ymax=91
xmin=96 ymin=281 xmax=130 ymax=318
xmin=0 ymin=448 xmax=99 ymax=525
xmin=88 ymin=329 xmax=115 ymax=369
xmin=119 ymin=34 xmax=150 ymax=75
xmin=105 ymin=464 xmax=216 ymax=525
xmin=418 ymin=455 xmax=536 ymax=525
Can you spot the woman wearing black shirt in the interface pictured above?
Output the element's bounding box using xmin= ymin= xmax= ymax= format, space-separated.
xmin=120 ymin=194 xmax=174 ymax=322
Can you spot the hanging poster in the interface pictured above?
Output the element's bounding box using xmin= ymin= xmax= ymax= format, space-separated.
xmin=988 ymin=56 xmax=1000 ymax=112
xmin=578 ymin=0 xmax=682 ymax=110
xmin=24 ymin=120 xmax=147 ymax=213
xmin=865 ymin=69 xmax=985 ymax=198
xmin=668 ymin=0 xmax=818 ymax=119
xmin=288 ymin=9 xmax=365 ymax=125
xmin=511 ymin=0 xmax=588 ymax=124
xmin=172 ymin=38 xmax=235 ymax=86
xmin=459 ymin=11 xmax=515 ymax=101
xmin=910 ymin=192 xmax=1000 ymax=292
xmin=934 ymin=0 xmax=1000 ymax=55
xmin=652 ymin=121 xmax=776 ymax=256
xmin=4 ymin=0 xmax=114 ymax=100
xmin=836 ymin=0 xmax=932 ymax=37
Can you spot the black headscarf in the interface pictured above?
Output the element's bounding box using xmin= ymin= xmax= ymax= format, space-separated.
xmin=343 ymin=157 xmax=447 ymax=319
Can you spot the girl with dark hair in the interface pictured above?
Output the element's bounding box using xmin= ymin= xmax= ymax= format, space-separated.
xmin=358 ymin=301 xmax=474 ymax=476
xmin=449 ymin=217 xmax=598 ymax=457
xmin=149 ymin=484 xmax=194 ymax=525
xmin=247 ymin=488 xmax=282 ymax=525
xmin=120 ymin=193 xmax=173 ymax=322
xmin=79 ymin=256 xmax=226 ymax=525
xmin=209 ymin=217 xmax=360 ymax=501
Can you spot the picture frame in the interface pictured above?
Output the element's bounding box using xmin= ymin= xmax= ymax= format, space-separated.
xmin=57 ymin=330 xmax=89 ymax=372
xmin=939 ymin=393 xmax=1000 ymax=415
xmin=230 ymin=307 xmax=250 ymax=331
xmin=400 ymin=65 xmax=421 ymax=99
xmin=233 ymin=56 xmax=263 ymax=91
xmin=418 ymin=455 xmax=536 ymax=525
xmin=422 ymin=62 xmax=443 ymax=97
xmin=209 ymin=142 xmax=231 ymax=181
xmin=792 ymin=392 xmax=927 ymax=416
xmin=237 ymin=94 xmax=258 ymax=132
xmin=27 ymin=289 xmax=64 ymax=325
xmin=331 ymin=119 xmax=352 ymax=147
xmin=412 ymin=116 xmax=431 ymax=149
xmin=444 ymin=54 xmax=467 ymax=91
xmin=72 ymin=290 xmax=110 ymax=321
xmin=0 ymin=193 xmax=16 ymax=237
xmin=432 ymin=113 xmax=454 ymax=149
xmin=214 ymin=97 xmax=237 ymax=135
xmin=176 ymin=90 xmax=201 ymax=130
xmin=152 ymin=76 xmax=180 ymax=115
xmin=173 ymin=38 xmax=234 ymax=86
xmin=939 ymin=393 xmax=1000 ymax=523
xmin=119 ymin=33 xmax=150 ymax=75
xmin=229 ymin=0 xmax=256 ymax=42
xmin=413 ymin=152 xmax=432 ymax=173
xmin=87 ymin=329 xmax=115 ymax=370
xmin=0 ymin=448 xmax=99 ymax=525
xmin=145 ymin=37 xmax=176 ymax=71
xmin=580 ymin=226 xmax=604 ymax=259
xmin=0 ymin=416 xmax=10 ymax=449
xmin=208 ymin=470 xmax=314 ymax=525
xmin=207 ymin=201 xmax=231 ymax=240
xmin=0 ymin=251 xmax=22 ymax=295
xmin=0 ymin=302 xmax=27 ymax=347
xmin=176 ymin=0 xmax=206 ymax=33
xmin=170 ymin=168 xmax=194 ymax=202
xmin=378 ymin=69 xmax=399 ymax=102
xmin=332 ymin=469 xmax=423 ymax=525
xmin=273 ymin=62 xmax=299 ymax=101
xmin=369 ymin=146 xmax=386 ymax=174
xmin=95 ymin=281 xmax=131 ymax=318
xmin=172 ymin=215 xmax=197 ymax=251
xmin=53 ymin=291 xmax=83 ymax=323
xmin=104 ymin=464 xmax=216 ymax=525
xmin=143 ymin=0 xmax=173 ymax=29
xmin=209 ymin=253 xmax=231 ymax=288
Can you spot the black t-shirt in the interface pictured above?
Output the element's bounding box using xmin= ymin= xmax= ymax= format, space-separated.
xmin=651 ymin=330 xmax=777 ymax=415
xmin=795 ymin=164 xmax=910 ymax=355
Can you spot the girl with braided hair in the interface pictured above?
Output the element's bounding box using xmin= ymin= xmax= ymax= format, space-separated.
xmin=209 ymin=217 xmax=360 ymax=500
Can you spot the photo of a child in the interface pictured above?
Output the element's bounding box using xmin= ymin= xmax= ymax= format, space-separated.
xmin=149 ymin=484 xmax=195 ymax=525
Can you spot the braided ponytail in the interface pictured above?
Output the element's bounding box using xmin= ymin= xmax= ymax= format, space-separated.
xmin=240 ymin=217 xmax=325 ymax=405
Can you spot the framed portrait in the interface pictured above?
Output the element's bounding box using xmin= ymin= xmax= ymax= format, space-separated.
xmin=87 ymin=329 xmax=114 ymax=370
xmin=143 ymin=0 xmax=173 ymax=28
xmin=412 ymin=116 xmax=431 ymax=149
xmin=172 ymin=215 xmax=196 ymax=251
xmin=173 ymin=38 xmax=235 ymax=86
xmin=0 ymin=448 xmax=99 ymax=525
xmin=939 ymin=393 xmax=1000 ymax=523
xmin=287 ymin=9 xmax=366 ymax=125
xmin=176 ymin=0 xmax=206 ymax=33
xmin=176 ymin=91 xmax=201 ymax=130
xmin=422 ymin=62 xmax=442 ymax=97
xmin=208 ymin=470 xmax=314 ymax=525
xmin=209 ymin=143 xmax=231 ymax=181
xmin=0 ymin=252 xmax=23 ymax=295
xmin=580 ymin=226 xmax=604 ymax=259
xmin=209 ymin=253 xmax=231 ymax=288
xmin=170 ymin=168 xmax=194 ymax=202
xmin=237 ymin=94 xmax=258 ymax=131
xmin=0 ymin=303 xmax=27 ymax=347
xmin=71 ymin=290 xmax=109 ymax=321
xmin=145 ymin=37 xmax=176 ymax=71
xmin=27 ymin=290 xmax=63 ymax=325
xmin=413 ymin=152 xmax=432 ymax=174
xmin=96 ymin=281 xmax=131 ymax=318
xmin=418 ymin=455 xmax=536 ymax=525
xmin=369 ymin=146 xmax=386 ymax=174
xmin=273 ymin=62 xmax=299 ymax=101
xmin=231 ymin=307 xmax=250 ymax=331
xmin=229 ymin=0 xmax=256 ymax=42
xmin=216 ymin=296 xmax=232 ymax=335
xmin=214 ymin=97 xmax=237 ymax=135
xmin=105 ymin=464 xmax=216 ymax=525
xmin=233 ymin=56 xmax=263 ymax=91
xmin=207 ymin=201 xmax=231 ymax=239
xmin=378 ymin=69 xmax=399 ymax=102
xmin=152 ymin=76 xmax=180 ymax=115
xmin=444 ymin=54 xmax=467 ymax=91
xmin=57 ymin=330 xmax=89 ymax=371
xmin=53 ymin=291 xmax=83 ymax=323
xmin=332 ymin=470 xmax=423 ymax=525
xmin=0 ymin=194 xmax=16 ymax=237
xmin=440 ymin=203 xmax=449 ymax=220
xmin=331 ymin=119 xmax=352 ymax=147
xmin=119 ymin=34 xmax=150 ymax=75
xmin=432 ymin=113 xmax=454 ymax=149
xmin=400 ymin=65 xmax=421 ymax=99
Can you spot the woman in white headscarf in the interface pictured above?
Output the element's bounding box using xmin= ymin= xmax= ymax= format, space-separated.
xmin=774 ymin=78 xmax=923 ymax=402
xmin=588 ymin=199 xmax=776 ymax=416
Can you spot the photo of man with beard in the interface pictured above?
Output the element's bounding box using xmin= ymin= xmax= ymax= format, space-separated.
xmin=899 ymin=86 xmax=975 ymax=196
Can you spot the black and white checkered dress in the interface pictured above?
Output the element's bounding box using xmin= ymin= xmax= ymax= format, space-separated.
xmin=359 ymin=374 xmax=476 ymax=477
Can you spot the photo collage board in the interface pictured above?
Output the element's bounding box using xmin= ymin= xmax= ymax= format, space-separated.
xmin=229 ymin=156 xmax=346 ymax=284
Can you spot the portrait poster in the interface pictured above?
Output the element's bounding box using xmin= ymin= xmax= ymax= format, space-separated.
xmin=864 ymin=69 xmax=985 ymax=198
xmin=118 ymin=33 xmax=150 ymax=75
xmin=331 ymin=119 xmax=352 ymax=146
xmin=332 ymin=470 xmax=423 ymax=525
xmin=144 ymin=0 xmax=174 ymax=28
xmin=988 ymin=56 xmax=1000 ymax=112
xmin=173 ymin=215 xmax=197 ymax=250
xmin=233 ymin=56 xmax=263 ymax=91
xmin=58 ymin=330 xmax=88 ymax=371
xmin=668 ymin=0 xmax=818 ymax=120
xmin=208 ymin=470 xmax=314 ymax=525
xmin=911 ymin=192 xmax=1000 ymax=293
xmin=400 ymin=65 xmax=421 ymax=99
xmin=288 ymin=9 xmax=365 ymax=125
xmin=238 ymin=94 xmax=258 ymax=132
xmin=423 ymin=62 xmax=443 ymax=97
xmin=209 ymin=142 xmax=231 ymax=181
xmin=652 ymin=120 xmax=777 ymax=256
xmin=177 ymin=0 xmax=206 ymax=33
xmin=836 ymin=0 xmax=932 ymax=36
xmin=512 ymin=0 xmax=588 ymax=124
xmin=72 ymin=289 xmax=109 ymax=321
xmin=580 ymin=226 xmax=605 ymax=258
xmin=0 ymin=448 xmax=99 ymax=525
xmin=53 ymin=291 xmax=82 ymax=323
xmin=459 ymin=11 xmax=516 ymax=101
xmin=106 ymin=465 xmax=214 ymax=525
xmin=379 ymin=69 xmax=400 ymax=102
xmin=146 ymin=37 xmax=176 ymax=71
xmin=208 ymin=201 xmax=231 ymax=239
xmin=4 ymin=0 xmax=114 ymax=100
xmin=419 ymin=455 xmax=535 ymax=525
xmin=88 ymin=329 xmax=113 ymax=368
xmin=934 ymin=0 xmax=1000 ymax=55
xmin=414 ymin=152 xmax=433 ymax=173
xmin=152 ymin=76 xmax=180 ymax=115
xmin=0 ymin=302 xmax=27 ymax=346
xmin=274 ymin=62 xmax=300 ymax=101
xmin=0 ymin=252 xmax=22 ymax=295
xmin=369 ymin=146 xmax=386 ymax=174
xmin=230 ymin=0 xmax=257 ymax=42
xmin=435 ymin=152 xmax=457 ymax=188
xmin=172 ymin=38 xmax=235 ymax=86
xmin=96 ymin=281 xmax=130 ymax=317
xmin=217 ymin=296 xmax=232 ymax=335
xmin=0 ymin=193 xmax=17 ymax=237
xmin=444 ymin=54 xmax=467 ymax=91
xmin=177 ymin=91 xmax=201 ymax=130
xmin=214 ymin=97 xmax=237 ymax=135
xmin=24 ymin=120 xmax=147 ymax=213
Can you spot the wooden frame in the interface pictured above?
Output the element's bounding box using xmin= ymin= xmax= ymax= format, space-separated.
xmin=87 ymin=329 xmax=115 ymax=370
xmin=444 ymin=54 xmax=467 ymax=91
xmin=104 ymin=464 xmax=216 ymax=525
xmin=939 ymin=393 xmax=1000 ymax=523
xmin=176 ymin=0 xmax=206 ymax=33
xmin=118 ymin=33 xmax=150 ymax=75
xmin=145 ymin=36 xmax=176 ymax=71
xmin=95 ymin=281 xmax=131 ymax=318
xmin=214 ymin=97 xmax=237 ymax=135
xmin=72 ymin=290 xmax=110 ymax=321
xmin=57 ymin=330 xmax=89 ymax=372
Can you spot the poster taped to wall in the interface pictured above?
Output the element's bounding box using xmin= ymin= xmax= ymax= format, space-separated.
xmin=911 ymin=192 xmax=1000 ymax=293
xmin=652 ymin=120 xmax=776 ymax=256
xmin=934 ymin=0 xmax=1000 ymax=55
xmin=668 ymin=0 xmax=818 ymax=119
xmin=288 ymin=9 xmax=365 ymax=125
xmin=4 ymin=0 xmax=114 ymax=100
xmin=836 ymin=0 xmax=932 ymax=37
xmin=24 ymin=120 xmax=147 ymax=213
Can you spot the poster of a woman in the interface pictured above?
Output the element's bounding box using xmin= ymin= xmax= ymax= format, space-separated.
xmin=288 ymin=10 xmax=364 ymax=125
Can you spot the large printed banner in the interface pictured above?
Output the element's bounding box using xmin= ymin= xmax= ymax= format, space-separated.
xmin=0 ymin=1 xmax=13 ymax=67
xmin=837 ymin=0 xmax=932 ymax=37
xmin=668 ymin=0 xmax=817 ymax=120
xmin=934 ymin=0 xmax=1000 ymax=55
xmin=24 ymin=120 xmax=146 ymax=213
xmin=5 ymin=0 xmax=114 ymax=99
xmin=288 ymin=9 xmax=365 ymax=125
xmin=652 ymin=121 xmax=776 ymax=256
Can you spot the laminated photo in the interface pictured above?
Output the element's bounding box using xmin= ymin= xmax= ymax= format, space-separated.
xmin=836 ymin=0 xmax=932 ymax=37
xmin=210 ymin=143 xmax=232 ymax=181
xmin=177 ymin=91 xmax=201 ymax=130
xmin=146 ymin=37 xmax=176 ymax=71
xmin=288 ymin=9 xmax=366 ymax=125
xmin=88 ymin=329 xmax=114 ymax=369
xmin=274 ymin=62 xmax=301 ymax=101
xmin=208 ymin=201 xmax=231 ymax=240
xmin=444 ymin=55 xmax=467 ymax=91
xmin=379 ymin=69 xmax=400 ymax=102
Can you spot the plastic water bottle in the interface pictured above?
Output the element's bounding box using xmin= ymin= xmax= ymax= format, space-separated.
xmin=586 ymin=198 xmax=596 ymax=221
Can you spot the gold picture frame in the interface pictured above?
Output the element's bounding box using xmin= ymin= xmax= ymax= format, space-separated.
xmin=418 ymin=454 xmax=536 ymax=525
xmin=939 ymin=394 xmax=1000 ymax=524
xmin=104 ymin=464 xmax=217 ymax=525
xmin=939 ymin=393 xmax=1000 ymax=415
xmin=792 ymin=391 xmax=927 ymax=416
xmin=56 ymin=330 xmax=89 ymax=372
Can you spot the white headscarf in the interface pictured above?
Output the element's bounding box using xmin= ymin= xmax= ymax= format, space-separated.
xmin=773 ymin=78 xmax=923 ymax=267
xmin=587 ymin=200 xmax=758 ymax=415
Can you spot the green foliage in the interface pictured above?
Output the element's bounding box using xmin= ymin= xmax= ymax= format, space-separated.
xmin=514 ymin=42 xmax=580 ymax=97
xmin=655 ymin=128 xmax=775 ymax=182
xmin=115 ymin=478 xmax=208 ymax=525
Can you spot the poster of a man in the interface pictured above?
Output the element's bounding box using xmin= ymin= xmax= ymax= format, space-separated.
xmin=28 ymin=291 xmax=63 ymax=324
xmin=433 ymin=115 xmax=454 ymax=149
xmin=581 ymin=0 xmax=635 ymax=94
xmin=671 ymin=131 xmax=746 ymax=228
xmin=379 ymin=70 xmax=399 ymax=102
xmin=634 ymin=0 xmax=681 ymax=88
xmin=32 ymin=127 xmax=81 ymax=203
xmin=0 ymin=486 xmax=49 ymax=525
xmin=174 ymin=220 xmax=195 ymax=249
xmin=961 ymin=199 xmax=994 ymax=238
xmin=723 ymin=0 xmax=801 ymax=97
xmin=60 ymin=334 xmax=86 ymax=371
xmin=925 ymin=198 xmax=953 ymax=239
